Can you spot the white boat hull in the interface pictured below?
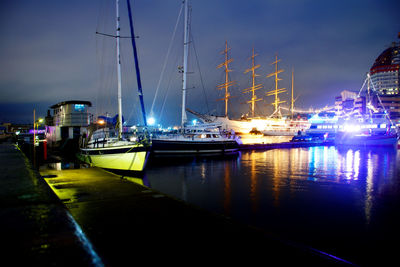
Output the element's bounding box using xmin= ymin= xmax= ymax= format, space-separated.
xmin=151 ymin=138 xmax=239 ymax=155
xmin=80 ymin=144 xmax=148 ymax=171
xmin=262 ymin=130 xmax=296 ymax=136
xmin=335 ymin=134 xmax=398 ymax=147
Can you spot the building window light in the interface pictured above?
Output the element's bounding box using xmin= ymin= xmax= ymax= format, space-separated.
xmin=75 ymin=104 xmax=85 ymax=112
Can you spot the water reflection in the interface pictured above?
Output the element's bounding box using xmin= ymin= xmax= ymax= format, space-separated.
xmin=122 ymin=176 xmax=150 ymax=187
xmin=147 ymin=147 xmax=399 ymax=220
xmin=240 ymin=135 xmax=292 ymax=144
xmin=47 ymin=161 xmax=84 ymax=170
xmin=223 ymin=161 xmax=232 ymax=215
xmin=146 ymin=146 xmax=400 ymax=265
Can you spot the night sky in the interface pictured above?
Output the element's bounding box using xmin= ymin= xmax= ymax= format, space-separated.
xmin=1 ymin=0 xmax=399 ymax=126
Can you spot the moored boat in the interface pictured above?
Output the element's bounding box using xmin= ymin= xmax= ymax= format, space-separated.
xmin=80 ymin=0 xmax=150 ymax=172
xmin=152 ymin=124 xmax=240 ymax=155
xmin=335 ymin=132 xmax=398 ymax=147
xmin=151 ymin=0 xmax=240 ymax=155
xmin=80 ymin=128 xmax=149 ymax=171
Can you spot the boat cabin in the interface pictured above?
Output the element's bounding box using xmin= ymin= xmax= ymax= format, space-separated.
xmin=45 ymin=100 xmax=92 ymax=148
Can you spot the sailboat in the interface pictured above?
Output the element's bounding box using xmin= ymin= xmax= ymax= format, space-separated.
xmin=151 ymin=0 xmax=240 ymax=155
xmin=80 ymin=0 xmax=150 ymax=172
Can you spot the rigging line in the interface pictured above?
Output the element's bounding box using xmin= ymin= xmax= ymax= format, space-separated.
xmin=159 ymin=54 xmax=180 ymax=122
xmin=190 ymin=31 xmax=210 ymax=115
xmin=96 ymin=0 xmax=105 ymax=36
xmin=95 ymin=0 xmax=108 ymax=118
xmin=96 ymin=32 xmax=136 ymax=38
xmin=357 ymin=76 xmax=368 ymax=98
xmin=120 ymin=42 xmax=135 ymax=124
xmin=96 ymin=33 xmax=110 ymax=118
xmin=150 ymin=2 xmax=184 ymax=117
xmin=368 ymin=74 xmax=396 ymax=128
xmin=96 ymin=25 xmax=116 ymax=118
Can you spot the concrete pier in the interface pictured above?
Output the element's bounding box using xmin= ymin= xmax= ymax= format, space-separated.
xmin=1 ymin=141 xmax=354 ymax=266
xmin=0 ymin=142 xmax=96 ymax=266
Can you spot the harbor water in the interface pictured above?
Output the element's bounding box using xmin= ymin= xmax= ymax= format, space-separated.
xmin=144 ymin=142 xmax=400 ymax=266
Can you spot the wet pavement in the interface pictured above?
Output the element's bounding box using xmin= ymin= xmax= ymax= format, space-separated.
xmin=1 ymin=141 xmax=357 ymax=266
xmin=0 ymin=142 xmax=97 ymax=266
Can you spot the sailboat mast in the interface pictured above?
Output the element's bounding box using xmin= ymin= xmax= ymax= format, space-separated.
xmin=223 ymin=42 xmax=229 ymax=117
xmin=126 ymin=0 xmax=147 ymax=126
xmin=291 ymin=68 xmax=294 ymax=119
xmin=243 ymin=47 xmax=262 ymax=117
xmin=116 ymin=0 xmax=123 ymax=138
xmin=266 ymin=54 xmax=286 ymax=117
xmin=181 ymin=0 xmax=189 ymax=128
xmin=217 ymin=41 xmax=235 ymax=118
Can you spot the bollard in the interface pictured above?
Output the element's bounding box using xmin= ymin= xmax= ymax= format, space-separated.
xmin=43 ymin=140 xmax=47 ymax=160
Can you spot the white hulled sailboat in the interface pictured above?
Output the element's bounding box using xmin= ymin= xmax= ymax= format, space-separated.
xmin=151 ymin=0 xmax=240 ymax=155
xmin=80 ymin=0 xmax=150 ymax=171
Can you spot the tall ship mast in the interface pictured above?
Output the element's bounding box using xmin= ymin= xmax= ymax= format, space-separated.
xmin=188 ymin=49 xmax=310 ymax=136
xmin=243 ymin=47 xmax=263 ymax=117
xmin=291 ymin=68 xmax=295 ymax=119
xmin=216 ymin=41 xmax=236 ymax=118
xmin=266 ymin=54 xmax=286 ymax=118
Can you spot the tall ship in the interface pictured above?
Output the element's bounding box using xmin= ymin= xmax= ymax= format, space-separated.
xmin=262 ymin=55 xmax=310 ymax=136
xmin=189 ymin=50 xmax=310 ymax=136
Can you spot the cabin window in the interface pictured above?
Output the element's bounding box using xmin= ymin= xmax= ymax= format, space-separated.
xmin=74 ymin=104 xmax=85 ymax=112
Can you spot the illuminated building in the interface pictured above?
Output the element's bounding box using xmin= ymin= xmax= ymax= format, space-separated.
xmin=334 ymin=90 xmax=366 ymax=116
xmin=369 ymin=35 xmax=400 ymax=120
xmin=45 ymin=100 xmax=92 ymax=148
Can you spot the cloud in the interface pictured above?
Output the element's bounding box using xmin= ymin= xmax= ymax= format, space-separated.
xmin=1 ymin=0 xmax=399 ymax=124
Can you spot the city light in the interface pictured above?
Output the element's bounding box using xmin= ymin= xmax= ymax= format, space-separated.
xmin=343 ymin=124 xmax=360 ymax=132
xmin=147 ymin=117 xmax=155 ymax=126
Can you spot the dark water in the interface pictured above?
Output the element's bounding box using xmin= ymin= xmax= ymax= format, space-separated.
xmin=145 ymin=145 xmax=400 ymax=266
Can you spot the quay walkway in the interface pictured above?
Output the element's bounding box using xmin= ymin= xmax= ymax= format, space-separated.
xmin=1 ymin=141 xmax=355 ymax=266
